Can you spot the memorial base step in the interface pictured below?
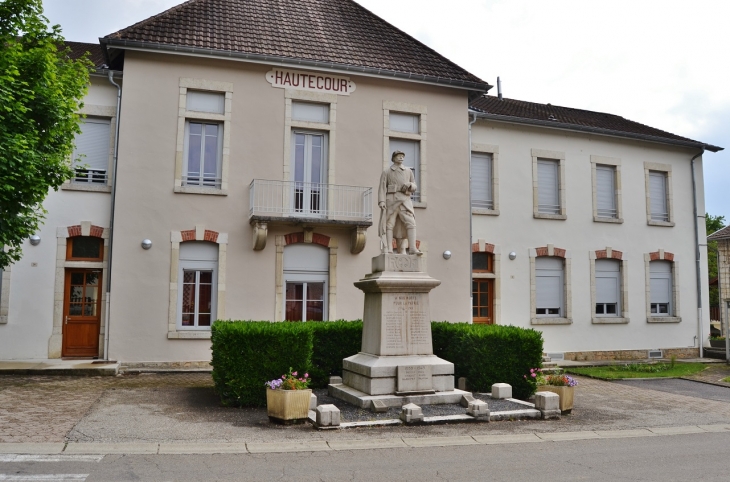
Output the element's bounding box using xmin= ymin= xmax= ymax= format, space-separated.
xmin=328 ymin=383 xmax=469 ymax=409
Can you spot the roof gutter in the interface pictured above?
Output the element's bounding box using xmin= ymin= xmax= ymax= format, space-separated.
xmin=471 ymin=111 xmax=723 ymax=153
xmin=100 ymin=38 xmax=492 ymax=93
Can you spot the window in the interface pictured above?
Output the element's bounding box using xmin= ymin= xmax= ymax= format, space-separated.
xmin=472 ymin=251 xmax=494 ymax=324
xmin=292 ymin=101 xmax=329 ymax=124
xmin=649 ymin=171 xmax=668 ymax=222
xmin=535 ymin=257 xmax=564 ymax=317
xmin=595 ymin=259 xmax=621 ymax=316
xmin=649 ymin=260 xmax=672 ymax=316
xmin=537 ymin=159 xmax=560 ymax=215
xmin=596 ymin=165 xmax=617 ymax=219
xmin=292 ymin=131 xmax=328 ymax=216
xmin=389 ymin=138 xmax=420 ymax=201
xmin=175 ymin=79 xmax=232 ymax=195
xmin=383 ymin=102 xmax=427 ymax=205
xmin=177 ymin=242 xmax=218 ymax=330
xmin=283 ymin=244 xmax=328 ymax=321
xmin=66 ymin=236 xmax=104 ymax=262
xmin=471 ymin=153 xmax=493 ymax=209
xmin=71 ymin=118 xmax=110 ymax=184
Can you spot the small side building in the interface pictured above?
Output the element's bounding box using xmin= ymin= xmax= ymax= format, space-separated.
xmin=709 ymin=226 xmax=730 ymax=339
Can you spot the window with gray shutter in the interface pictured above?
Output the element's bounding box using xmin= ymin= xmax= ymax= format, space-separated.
xmin=471 ymin=153 xmax=493 ymax=209
xmin=650 ymin=260 xmax=672 ymax=315
xmin=596 ymin=165 xmax=617 ymax=218
xmin=72 ymin=118 xmax=111 ymax=184
xmin=537 ymin=159 xmax=560 ymax=214
xmin=389 ymin=113 xmax=419 ymax=134
xmin=291 ymin=101 xmax=329 ymax=123
xmin=535 ymin=256 xmax=564 ymax=316
xmin=389 ymin=138 xmax=420 ymax=202
xmin=595 ymin=259 xmax=620 ymax=316
xmin=649 ymin=171 xmax=669 ymax=221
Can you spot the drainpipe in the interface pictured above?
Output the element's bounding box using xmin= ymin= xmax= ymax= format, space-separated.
xmin=690 ymin=151 xmax=704 ymax=358
xmin=468 ymin=111 xmax=478 ymax=323
xmin=103 ymin=70 xmax=122 ymax=362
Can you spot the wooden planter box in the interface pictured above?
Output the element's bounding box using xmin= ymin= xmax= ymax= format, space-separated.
xmin=266 ymin=388 xmax=312 ymax=423
xmin=709 ymin=339 xmax=726 ymax=349
xmin=537 ymin=385 xmax=574 ymax=413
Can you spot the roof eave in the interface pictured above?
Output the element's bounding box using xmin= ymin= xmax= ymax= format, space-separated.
xmin=470 ymin=110 xmax=724 ymax=153
xmin=101 ymin=38 xmax=491 ymax=93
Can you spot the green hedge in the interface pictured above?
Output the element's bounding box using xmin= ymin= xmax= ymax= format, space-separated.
xmin=212 ymin=320 xmax=542 ymax=406
xmin=211 ymin=321 xmax=313 ymax=407
xmin=432 ymin=322 xmax=543 ymax=399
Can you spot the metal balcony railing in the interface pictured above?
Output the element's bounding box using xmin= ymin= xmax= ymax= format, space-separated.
xmin=249 ymin=179 xmax=373 ymax=223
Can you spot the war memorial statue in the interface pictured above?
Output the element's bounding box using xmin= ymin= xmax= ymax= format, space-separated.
xmin=378 ymin=150 xmax=422 ymax=255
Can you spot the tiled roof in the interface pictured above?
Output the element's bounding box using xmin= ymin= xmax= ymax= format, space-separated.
xmin=64 ymin=41 xmax=106 ymax=69
xmin=102 ymin=0 xmax=488 ymax=90
xmin=470 ymin=96 xmax=723 ymax=152
xmin=708 ymin=225 xmax=730 ymax=241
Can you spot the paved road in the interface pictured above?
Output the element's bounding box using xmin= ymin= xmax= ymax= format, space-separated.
xmin=617 ymin=378 xmax=730 ymax=402
xmin=1 ymin=431 xmax=729 ymax=481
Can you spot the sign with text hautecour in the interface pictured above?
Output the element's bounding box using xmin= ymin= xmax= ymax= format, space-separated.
xmin=266 ymin=69 xmax=356 ymax=95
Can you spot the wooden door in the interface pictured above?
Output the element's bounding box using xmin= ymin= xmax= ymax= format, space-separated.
xmin=472 ymin=279 xmax=494 ymax=324
xmin=62 ymin=269 xmax=102 ymax=357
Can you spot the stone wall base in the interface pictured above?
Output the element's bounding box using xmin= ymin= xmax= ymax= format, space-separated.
xmin=120 ymin=361 xmax=212 ymax=370
xmin=561 ymin=347 xmax=699 ymax=362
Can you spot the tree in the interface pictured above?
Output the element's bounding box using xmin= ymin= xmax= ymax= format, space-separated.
xmin=707 ymin=213 xmax=726 ymax=306
xmin=0 ymin=0 xmax=91 ymax=269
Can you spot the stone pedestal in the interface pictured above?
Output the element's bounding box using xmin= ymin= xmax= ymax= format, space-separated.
xmin=330 ymin=254 xmax=467 ymax=408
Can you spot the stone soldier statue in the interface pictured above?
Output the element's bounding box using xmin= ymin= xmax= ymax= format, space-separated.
xmin=378 ymin=150 xmax=422 ymax=255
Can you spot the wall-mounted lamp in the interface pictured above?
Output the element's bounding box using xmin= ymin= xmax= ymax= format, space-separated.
xmin=141 ymin=239 xmax=152 ymax=250
xmin=29 ymin=235 xmax=41 ymax=246
xmin=443 ymin=250 xmax=452 ymax=260
xmin=508 ymin=251 xmax=517 ymax=260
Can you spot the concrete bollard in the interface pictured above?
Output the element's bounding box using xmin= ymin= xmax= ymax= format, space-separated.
xmin=309 ymin=393 xmax=318 ymax=410
xmin=466 ymin=400 xmax=490 ymax=420
xmin=491 ymin=383 xmax=512 ymax=399
xmin=400 ymin=403 xmax=424 ymax=423
xmin=534 ymin=391 xmax=561 ymax=420
xmin=316 ymin=404 xmax=341 ymax=427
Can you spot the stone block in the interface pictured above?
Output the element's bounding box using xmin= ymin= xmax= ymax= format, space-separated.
xmin=535 ymin=391 xmax=560 ymax=411
xmin=400 ymin=403 xmax=424 ymax=423
xmin=316 ymin=404 xmax=341 ymax=427
xmin=458 ymin=377 xmax=467 ymax=391
xmin=466 ymin=400 xmax=490 ymax=419
xmin=460 ymin=394 xmax=476 ymax=407
xmin=309 ymin=393 xmax=318 ymax=410
xmin=541 ymin=409 xmax=561 ymax=420
xmin=397 ymin=365 xmax=433 ymax=393
xmin=371 ymin=400 xmax=388 ymax=413
xmin=329 ymin=376 xmax=343 ymax=385
xmin=491 ymin=383 xmax=512 ymax=399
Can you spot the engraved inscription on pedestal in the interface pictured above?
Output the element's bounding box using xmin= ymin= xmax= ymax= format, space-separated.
xmin=397 ymin=365 xmax=433 ymax=393
xmin=381 ymin=293 xmax=432 ymax=355
xmin=372 ymin=254 xmax=424 ymax=273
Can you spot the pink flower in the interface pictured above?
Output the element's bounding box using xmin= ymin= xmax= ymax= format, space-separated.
xmin=292 ymin=371 xmax=298 ymax=376
xmin=531 ymin=373 xmax=536 ymax=378
xmin=298 ymin=378 xmax=303 ymax=381
xmin=304 ymin=373 xmax=309 ymax=378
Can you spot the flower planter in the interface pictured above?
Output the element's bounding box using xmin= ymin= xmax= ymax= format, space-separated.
xmin=537 ymin=385 xmax=574 ymax=413
xmin=266 ymin=388 xmax=312 ymax=423
xmin=709 ymin=339 xmax=726 ymax=349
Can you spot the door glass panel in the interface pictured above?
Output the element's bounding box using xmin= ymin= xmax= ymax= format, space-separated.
xmin=69 ymin=303 xmax=82 ymax=315
xmin=480 ymin=307 xmax=488 ymax=317
xmin=83 ymin=303 xmax=97 ymax=316
xmin=84 ymin=286 xmax=98 ymax=303
xmin=71 ymin=272 xmax=84 ymax=285
xmin=70 ymin=286 xmax=83 ymax=302
xmin=86 ymin=271 xmax=99 ymax=286
xmin=479 ymin=291 xmax=489 ymax=307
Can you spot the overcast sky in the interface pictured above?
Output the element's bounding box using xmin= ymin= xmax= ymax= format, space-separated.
xmin=42 ymin=0 xmax=729 ymax=223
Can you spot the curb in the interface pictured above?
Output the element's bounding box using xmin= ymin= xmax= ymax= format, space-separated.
xmin=1 ymin=425 xmax=729 ymax=456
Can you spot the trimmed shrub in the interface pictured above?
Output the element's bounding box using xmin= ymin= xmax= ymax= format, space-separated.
xmin=211 ymin=321 xmax=313 ymax=407
xmin=432 ymin=322 xmax=543 ymax=399
xmin=309 ymin=320 xmax=363 ymax=388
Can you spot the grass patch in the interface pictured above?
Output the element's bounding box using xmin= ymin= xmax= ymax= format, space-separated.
xmin=567 ymin=362 xmax=707 ymax=380
xmin=723 ymin=377 xmax=730 ymax=383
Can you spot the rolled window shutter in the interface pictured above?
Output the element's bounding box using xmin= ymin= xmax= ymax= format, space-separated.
xmin=537 ymin=159 xmax=559 ymax=214
xmin=649 ymin=172 xmax=668 ymax=221
xmin=72 ymin=119 xmax=110 ymax=172
xmin=535 ymin=257 xmax=563 ymax=312
xmin=595 ymin=259 xmax=620 ymax=304
xmin=596 ymin=166 xmax=616 ymax=217
xmin=650 ymin=277 xmax=671 ymax=304
xmin=471 ymin=153 xmax=492 ymax=209
xmin=186 ymin=91 xmax=225 ymax=114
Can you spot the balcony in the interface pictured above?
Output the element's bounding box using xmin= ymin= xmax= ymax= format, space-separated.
xmin=248 ymin=179 xmax=373 ymax=253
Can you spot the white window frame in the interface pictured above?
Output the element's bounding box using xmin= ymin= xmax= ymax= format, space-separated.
xmin=383 ymin=101 xmax=427 ymax=207
xmin=174 ymin=78 xmax=233 ymax=196
xmin=590 ymin=249 xmax=630 ymax=324
xmin=283 ymin=274 xmax=329 ymax=322
xmin=531 ymin=149 xmax=566 ymax=220
xmin=530 ymin=246 xmax=572 ymax=325
xmin=644 ymin=252 xmax=681 ymax=323
xmin=644 ymin=162 xmax=675 ymax=227
xmin=178 ymin=263 xmax=218 ymax=330
xmin=291 ymin=130 xmax=329 ymax=217
xmin=591 ymin=156 xmax=623 ymax=224
xmin=182 ymin=121 xmax=224 ymax=189
xmin=471 ymin=144 xmax=499 ymax=215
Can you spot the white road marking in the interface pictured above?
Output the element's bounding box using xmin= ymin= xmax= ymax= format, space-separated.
xmin=0 ymin=476 xmax=88 ymax=481
xmin=0 ymin=455 xmax=103 ymax=463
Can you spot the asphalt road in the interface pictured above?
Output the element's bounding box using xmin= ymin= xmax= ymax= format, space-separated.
xmin=616 ymin=378 xmax=730 ymax=402
xmin=1 ymin=431 xmax=729 ymax=481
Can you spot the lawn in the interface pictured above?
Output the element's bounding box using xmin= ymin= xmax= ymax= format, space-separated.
xmin=567 ymin=362 xmax=707 ymax=380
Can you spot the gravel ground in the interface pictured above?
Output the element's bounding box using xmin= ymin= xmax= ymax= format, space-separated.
xmin=313 ymin=389 xmax=530 ymax=422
